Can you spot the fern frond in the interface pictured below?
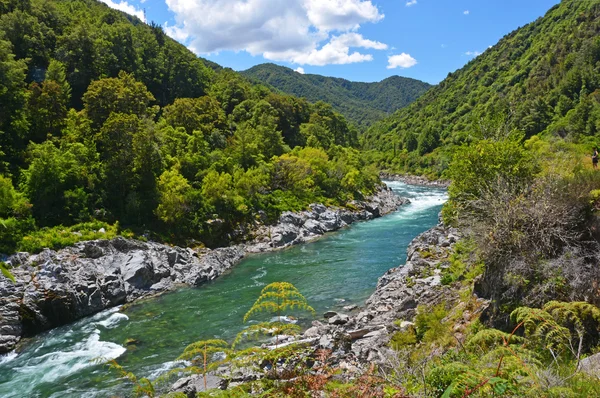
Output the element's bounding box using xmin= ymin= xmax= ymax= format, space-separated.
xmin=467 ymin=328 xmax=525 ymax=350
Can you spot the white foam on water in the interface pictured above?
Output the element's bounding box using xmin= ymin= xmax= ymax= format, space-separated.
xmin=145 ymin=360 xmax=186 ymax=380
xmin=96 ymin=312 xmax=129 ymax=329
xmin=0 ymin=307 xmax=129 ymax=398
xmin=15 ymin=331 xmax=126 ymax=384
xmin=0 ymin=352 xmax=17 ymax=365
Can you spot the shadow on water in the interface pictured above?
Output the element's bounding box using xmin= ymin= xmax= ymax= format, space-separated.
xmin=0 ymin=182 xmax=447 ymax=397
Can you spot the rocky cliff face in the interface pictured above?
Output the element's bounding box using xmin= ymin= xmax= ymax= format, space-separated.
xmin=0 ymin=186 xmax=407 ymax=354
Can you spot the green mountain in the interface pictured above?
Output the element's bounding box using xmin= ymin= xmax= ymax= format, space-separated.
xmin=363 ymin=0 xmax=600 ymax=170
xmin=242 ymin=63 xmax=431 ymax=128
xmin=0 ymin=0 xmax=376 ymax=252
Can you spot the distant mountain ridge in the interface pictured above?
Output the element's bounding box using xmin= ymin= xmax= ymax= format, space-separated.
xmin=242 ymin=63 xmax=432 ymax=128
xmin=362 ymin=0 xmax=600 ymax=159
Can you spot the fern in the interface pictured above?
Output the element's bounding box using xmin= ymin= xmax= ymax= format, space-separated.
xmin=176 ymin=339 xmax=231 ymax=391
xmin=511 ymin=301 xmax=600 ymax=360
xmin=466 ymin=329 xmax=525 ymax=351
xmin=107 ymin=360 xmax=157 ymax=398
xmin=243 ymin=282 xmax=315 ymax=323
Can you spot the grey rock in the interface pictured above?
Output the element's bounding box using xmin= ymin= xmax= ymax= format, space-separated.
xmin=171 ymin=374 xmax=224 ymax=397
xmin=579 ymin=353 xmax=600 ymax=379
xmin=328 ymin=314 xmax=350 ymax=325
xmin=323 ymin=311 xmax=338 ymax=319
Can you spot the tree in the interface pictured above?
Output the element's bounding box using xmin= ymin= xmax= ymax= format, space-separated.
xmin=0 ymin=37 xmax=28 ymax=173
xmin=162 ymin=96 xmax=226 ymax=134
xmin=21 ymin=141 xmax=98 ymax=225
xmin=83 ymin=71 xmax=157 ymax=129
xmin=177 ymin=340 xmax=231 ymax=391
xmin=155 ymin=167 xmax=192 ymax=225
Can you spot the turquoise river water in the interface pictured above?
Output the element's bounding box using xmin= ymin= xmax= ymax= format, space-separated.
xmin=0 ymin=182 xmax=447 ymax=397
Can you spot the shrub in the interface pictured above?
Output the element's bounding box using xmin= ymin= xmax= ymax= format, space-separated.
xmin=17 ymin=221 xmax=120 ymax=253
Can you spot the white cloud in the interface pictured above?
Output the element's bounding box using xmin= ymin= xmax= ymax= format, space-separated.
xmin=406 ymin=0 xmax=417 ymax=6
xmin=465 ymin=50 xmax=482 ymax=57
xmin=387 ymin=53 xmax=417 ymax=69
xmin=463 ymin=10 xmax=470 ymax=15
xmin=295 ymin=67 xmax=305 ymax=74
xmin=164 ymin=0 xmax=387 ymax=66
xmin=99 ymin=0 xmax=146 ymax=22
xmin=274 ymin=33 xmax=387 ymax=65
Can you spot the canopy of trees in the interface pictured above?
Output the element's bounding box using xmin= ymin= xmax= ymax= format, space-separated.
xmin=0 ymin=0 xmax=377 ymax=252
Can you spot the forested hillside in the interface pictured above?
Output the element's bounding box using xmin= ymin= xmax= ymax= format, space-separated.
xmin=362 ymin=0 xmax=600 ymax=176
xmin=242 ymin=63 xmax=431 ymax=128
xmin=0 ymin=0 xmax=375 ymax=253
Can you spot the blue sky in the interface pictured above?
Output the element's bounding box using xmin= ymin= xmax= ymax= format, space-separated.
xmin=100 ymin=0 xmax=560 ymax=84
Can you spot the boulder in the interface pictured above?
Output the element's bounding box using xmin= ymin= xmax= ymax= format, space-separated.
xmin=328 ymin=314 xmax=350 ymax=325
xmin=579 ymin=353 xmax=600 ymax=379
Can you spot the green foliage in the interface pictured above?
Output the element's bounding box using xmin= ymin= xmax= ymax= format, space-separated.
xmin=0 ymin=0 xmax=376 ymax=253
xmin=446 ymin=137 xmax=539 ymax=205
xmin=363 ymin=0 xmax=600 ymax=175
xmin=511 ymin=301 xmax=600 ymax=358
xmin=0 ymin=261 xmax=15 ymax=282
xmin=440 ymin=238 xmax=484 ymax=286
xmin=16 ymin=221 xmax=120 ymax=253
xmin=242 ymin=63 xmax=431 ymax=129
xmin=107 ymin=359 xmax=159 ymax=398
xmin=242 ymin=282 xmax=315 ymax=323
xmin=390 ymin=327 xmax=417 ymax=350
xmin=414 ymin=304 xmax=451 ymax=345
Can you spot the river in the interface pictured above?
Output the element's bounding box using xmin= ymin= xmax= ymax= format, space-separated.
xmin=0 ymin=182 xmax=447 ymax=397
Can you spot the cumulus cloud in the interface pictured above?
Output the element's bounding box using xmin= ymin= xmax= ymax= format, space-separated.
xmin=465 ymin=50 xmax=482 ymax=57
xmin=387 ymin=53 xmax=417 ymax=69
xmin=295 ymin=67 xmax=305 ymax=74
xmin=406 ymin=0 xmax=417 ymax=6
xmin=99 ymin=0 xmax=146 ymax=22
xmin=463 ymin=10 xmax=470 ymax=15
xmin=164 ymin=0 xmax=387 ymax=66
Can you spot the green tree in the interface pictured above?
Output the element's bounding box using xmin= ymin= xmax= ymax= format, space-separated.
xmin=237 ymin=282 xmax=315 ymax=349
xmin=0 ymin=37 xmax=28 ymax=173
xmin=83 ymin=71 xmax=157 ymax=129
xmin=162 ymin=96 xmax=226 ymax=134
xmin=155 ymin=167 xmax=192 ymax=225
xmin=21 ymin=141 xmax=98 ymax=225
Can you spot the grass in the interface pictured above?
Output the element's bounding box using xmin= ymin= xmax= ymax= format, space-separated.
xmin=16 ymin=221 xmax=130 ymax=253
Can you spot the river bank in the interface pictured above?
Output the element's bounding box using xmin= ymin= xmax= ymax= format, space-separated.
xmin=0 ymin=185 xmax=408 ymax=354
xmin=169 ymin=223 xmax=483 ymax=395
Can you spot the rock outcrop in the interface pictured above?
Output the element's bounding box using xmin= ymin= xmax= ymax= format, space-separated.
xmin=249 ymin=187 xmax=408 ymax=252
xmin=0 ymin=185 xmax=408 ymax=354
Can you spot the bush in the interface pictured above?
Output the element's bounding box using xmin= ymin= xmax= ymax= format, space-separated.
xmin=17 ymin=221 xmax=120 ymax=253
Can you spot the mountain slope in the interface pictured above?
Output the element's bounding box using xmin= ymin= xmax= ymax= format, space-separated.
xmin=363 ymin=0 xmax=600 ymax=160
xmin=242 ymin=63 xmax=431 ymax=128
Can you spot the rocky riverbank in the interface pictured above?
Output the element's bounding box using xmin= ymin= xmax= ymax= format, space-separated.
xmin=171 ymin=224 xmax=490 ymax=396
xmin=380 ymin=172 xmax=450 ymax=188
xmin=0 ymin=185 xmax=408 ymax=354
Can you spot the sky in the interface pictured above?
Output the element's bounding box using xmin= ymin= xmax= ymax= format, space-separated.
xmin=99 ymin=0 xmax=560 ymax=84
